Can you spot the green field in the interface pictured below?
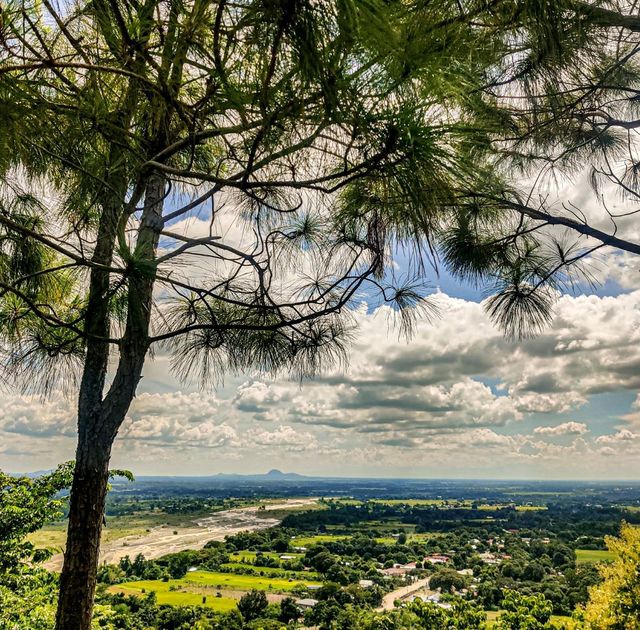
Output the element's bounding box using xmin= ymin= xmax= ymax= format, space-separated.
xmin=228 ymin=550 xmax=302 ymax=562
xmin=290 ymin=531 xmax=441 ymax=548
xmin=115 ymin=570 xmax=320 ymax=598
xmin=333 ymin=498 xmax=545 ymax=513
xmin=324 ymin=519 xmax=417 ymax=536
xmin=369 ymin=498 xmax=457 ymax=507
xmin=515 ymin=505 xmax=548 ymax=511
xmin=374 ymin=537 xmax=398 ymax=544
xmin=504 ymin=491 xmax=575 ymax=497
xmin=28 ymin=498 xmax=275 ymax=552
xmin=28 ymin=516 xmax=164 ymax=551
xmin=290 ymin=534 xmax=349 ymax=547
xmin=485 ymin=610 xmax=574 ymax=628
xmin=28 ymin=510 xmax=224 ymax=552
xmin=111 ymin=580 xmax=238 ymax=610
xmin=576 ymin=549 xmax=615 ymax=564
xmin=476 ymin=503 xmax=546 ymax=512
xmin=618 ymin=505 xmax=640 ymax=513
xmin=221 ymin=562 xmax=319 ymax=580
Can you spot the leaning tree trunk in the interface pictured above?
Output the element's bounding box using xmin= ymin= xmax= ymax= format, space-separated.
xmin=55 ymin=173 xmax=165 ymax=630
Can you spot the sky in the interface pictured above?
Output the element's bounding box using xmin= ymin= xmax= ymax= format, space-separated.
xmin=1 ymin=176 xmax=640 ymax=480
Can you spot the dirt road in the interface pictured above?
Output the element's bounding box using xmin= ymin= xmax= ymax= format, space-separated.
xmin=45 ymin=498 xmax=316 ymax=571
xmin=377 ymin=577 xmax=432 ymax=611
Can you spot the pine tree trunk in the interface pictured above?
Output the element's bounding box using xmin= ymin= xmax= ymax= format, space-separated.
xmin=54 ymin=173 xmax=165 ymax=630
xmin=54 ymin=422 xmax=113 ymax=630
xmin=55 ymin=391 xmax=141 ymax=630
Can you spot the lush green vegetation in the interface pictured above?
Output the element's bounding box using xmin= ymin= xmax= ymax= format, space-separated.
xmin=4 ymin=471 xmax=640 ymax=628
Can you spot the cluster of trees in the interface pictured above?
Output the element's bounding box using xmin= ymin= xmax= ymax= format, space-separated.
xmin=101 ymin=552 xmax=196 ymax=583
xmin=222 ymin=530 xmax=293 ymax=554
xmin=280 ymin=502 xmax=619 ymax=616
xmin=303 ymin=593 xmax=556 ymax=630
xmin=284 ymin=501 xmax=640 ymax=538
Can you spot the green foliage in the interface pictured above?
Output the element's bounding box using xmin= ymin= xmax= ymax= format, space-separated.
xmin=579 ymin=523 xmax=640 ymax=629
xmin=237 ymin=589 xmax=268 ymax=622
xmin=0 ymin=463 xmax=73 ymax=582
xmin=0 ymin=0 xmax=609 ymax=396
xmin=278 ymin=596 xmax=299 ymax=623
xmin=312 ymin=598 xmax=487 ymax=630
xmin=0 ymin=464 xmax=74 ymax=630
xmin=430 ymin=568 xmax=467 ymax=593
xmin=496 ymin=590 xmax=554 ymax=630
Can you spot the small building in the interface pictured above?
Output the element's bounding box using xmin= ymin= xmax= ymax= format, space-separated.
xmin=280 ymin=555 xmax=297 ymax=560
xmin=479 ymin=552 xmax=510 ymax=565
xmin=359 ymin=579 xmax=374 ymax=588
xmin=380 ymin=567 xmax=409 ymax=577
xmin=424 ymin=555 xmax=449 ymax=565
xmin=296 ymin=598 xmax=319 ymax=610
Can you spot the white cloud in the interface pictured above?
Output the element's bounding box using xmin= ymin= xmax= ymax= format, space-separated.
xmin=534 ymin=422 xmax=589 ymax=436
xmin=596 ymin=429 xmax=639 ymax=445
xmin=2 ymin=285 xmax=640 ymax=479
xmin=0 ymin=395 xmax=75 ymax=438
xmin=246 ymin=425 xmax=317 ymax=451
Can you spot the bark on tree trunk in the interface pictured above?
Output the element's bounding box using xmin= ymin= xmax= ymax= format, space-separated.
xmin=54 ymin=424 xmax=112 ymax=630
xmin=54 ymin=173 xmax=165 ymax=630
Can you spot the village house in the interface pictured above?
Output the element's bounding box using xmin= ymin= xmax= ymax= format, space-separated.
xmin=423 ymin=554 xmax=450 ymax=564
xmin=478 ymin=552 xmax=511 ymax=565
xmin=408 ymin=593 xmax=453 ymax=610
xmin=379 ymin=566 xmax=409 ymax=577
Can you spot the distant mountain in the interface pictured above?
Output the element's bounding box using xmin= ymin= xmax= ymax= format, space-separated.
xmin=265 ymin=469 xmax=306 ymax=479
xmin=209 ymin=469 xmax=308 ymax=481
xmin=9 ymin=470 xmax=52 ymax=478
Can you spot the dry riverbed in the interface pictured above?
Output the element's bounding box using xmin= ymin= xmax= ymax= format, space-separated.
xmin=45 ymin=498 xmax=317 ymax=571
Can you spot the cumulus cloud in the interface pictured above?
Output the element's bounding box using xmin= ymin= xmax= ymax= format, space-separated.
xmin=246 ymin=425 xmax=317 ymax=451
xmin=596 ymin=429 xmax=639 ymax=445
xmin=233 ymin=381 xmax=290 ymax=414
xmin=0 ymin=396 xmax=75 ymax=438
xmin=2 ymin=284 xmax=640 ymax=479
xmin=126 ymin=283 xmax=640 ymax=484
xmin=534 ymin=422 xmax=589 ymax=436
